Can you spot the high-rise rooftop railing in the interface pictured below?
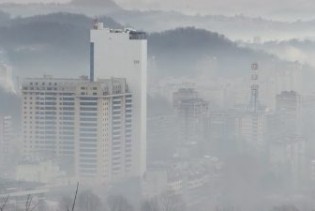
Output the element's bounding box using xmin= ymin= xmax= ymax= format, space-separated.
xmin=129 ymin=31 xmax=147 ymax=40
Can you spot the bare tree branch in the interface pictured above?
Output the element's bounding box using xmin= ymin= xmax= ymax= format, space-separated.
xmin=0 ymin=196 xmax=9 ymax=211
xmin=71 ymin=182 xmax=79 ymax=211
xmin=30 ymin=202 xmax=39 ymax=211
xmin=25 ymin=194 xmax=33 ymax=211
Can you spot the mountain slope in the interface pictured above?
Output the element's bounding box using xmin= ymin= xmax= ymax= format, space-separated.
xmin=0 ymin=13 xmax=121 ymax=77
xmin=0 ymin=13 xmax=301 ymax=79
xmin=70 ymin=0 xmax=121 ymax=8
xmin=0 ymin=13 xmax=314 ymax=120
xmin=148 ymin=27 xmax=275 ymax=77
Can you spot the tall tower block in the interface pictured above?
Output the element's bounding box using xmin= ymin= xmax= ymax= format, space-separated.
xmin=90 ymin=22 xmax=147 ymax=177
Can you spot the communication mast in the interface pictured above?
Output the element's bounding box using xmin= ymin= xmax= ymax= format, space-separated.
xmin=249 ymin=63 xmax=259 ymax=113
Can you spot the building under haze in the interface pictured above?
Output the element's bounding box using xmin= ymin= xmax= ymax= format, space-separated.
xmin=266 ymin=91 xmax=306 ymax=186
xmin=90 ymin=22 xmax=147 ymax=177
xmin=0 ymin=115 xmax=12 ymax=160
xmin=21 ymin=76 xmax=84 ymax=174
xmin=267 ymin=91 xmax=302 ymax=147
xmin=21 ymin=76 xmax=135 ymax=183
xmin=21 ymin=23 xmax=148 ymax=183
xmin=275 ymin=90 xmax=301 ymax=135
xmin=235 ymin=111 xmax=266 ymax=153
xmin=173 ymin=88 xmax=208 ymax=150
xmin=75 ymin=78 xmax=134 ymax=182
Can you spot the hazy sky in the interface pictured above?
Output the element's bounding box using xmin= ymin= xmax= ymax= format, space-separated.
xmin=118 ymin=0 xmax=315 ymax=19
xmin=0 ymin=0 xmax=67 ymax=3
xmin=0 ymin=0 xmax=315 ymax=19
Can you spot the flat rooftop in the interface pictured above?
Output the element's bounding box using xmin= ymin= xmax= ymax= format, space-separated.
xmin=92 ymin=22 xmax=147 ymax=40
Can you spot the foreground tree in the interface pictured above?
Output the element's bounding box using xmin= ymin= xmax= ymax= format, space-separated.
xmin=0 ymin=196 xmax=9 ymax=211
xmin=58 ymin=196 xmax=73 ymax=211
xmin=76 ymin=190 xmax=104 ymax=211
xmin=141 ymin=192 xmax=186 ymax=211
xmin=35 ymin=199 xmax=48 ymax=211
xmin=141 ymin=198 xmax=159 ymax=211
xmin=107 ymin=195 xmax=134 ymax=211
xmin=271 ymin=205 xmax=300 ymax=211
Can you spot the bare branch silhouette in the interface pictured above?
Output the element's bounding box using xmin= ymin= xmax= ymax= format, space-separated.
xmin=0 ymin=196 xmax=9 ymax=211
xmin=71 ymin=182 xmax=79 ymax=211
xmin=30 ymin=201 xmax=39 ymax=211
xmin=25 ymin=194 xmax=33 ymax=211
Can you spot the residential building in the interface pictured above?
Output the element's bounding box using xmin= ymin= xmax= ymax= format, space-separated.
xmin=0 ymin=115 xmax=12 ymax=154
xmin=0 ymin=115 xmax=13 ymax=165
xmin=90 ymin=22 xmax=147 ymax=177
xmin=173 ymin=88 xmax=208 ymax=146
xmin=21 ymin=76 xmax=134 ymax=183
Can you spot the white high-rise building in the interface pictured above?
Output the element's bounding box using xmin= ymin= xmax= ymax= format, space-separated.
xmin=21 ymin=76 xmax=135 ymax=183
xmin=90 ymin=22 xmax=147 ymax=177
xmin=21 ymin=76 xmax=83 ymax=173
xmin=75 ymin=78 xmax=133 ymax=182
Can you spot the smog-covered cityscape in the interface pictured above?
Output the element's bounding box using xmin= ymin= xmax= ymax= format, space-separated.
xmin=1 ymin=0 xmax=315 ymax=210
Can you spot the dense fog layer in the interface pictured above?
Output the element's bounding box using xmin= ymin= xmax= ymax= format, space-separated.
xmin=1 ymin=1 xmax=315 ymax=211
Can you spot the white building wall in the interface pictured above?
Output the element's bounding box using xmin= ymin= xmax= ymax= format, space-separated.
xmin=90 ymin=25 xmax=147 ymax=177
xmin=21 ymin=77 xmax=80 ymax=163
